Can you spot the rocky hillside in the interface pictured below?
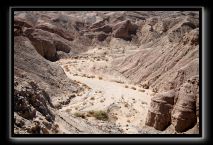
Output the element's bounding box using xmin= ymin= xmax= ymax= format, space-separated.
xmin=14 ymin=11 xmax=199 ymax=134
xmin=116 ymin=12 xmax=199 ymax=92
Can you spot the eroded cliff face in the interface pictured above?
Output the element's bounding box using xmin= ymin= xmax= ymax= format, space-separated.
xmin=14 ymin=11 xmax=199 ymax=134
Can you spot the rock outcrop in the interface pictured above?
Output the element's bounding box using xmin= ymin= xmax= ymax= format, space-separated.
xmin=117 ymin=15 xmax=199 ymax=92
xmin=14 ymin=35 xmax=81 ymax=134
xmin=25 ymin=28 xmax=73 ymax=61
xmin=112 ymin=20 xmax=138 ymax=40
xmin=146 ymin=90 xmax=175 ymax=130
xmin=36 ymin=23 xmax=74 ymax=41
xmin=92 ymin=25 xmax=112 ymax=33
xmin=146 ymin=76 xmax=199 ymax=133
xmin=171 ymin=76 xmax=199 ymax=132
xmin=14 ymin=80 xmax=55 ymax=122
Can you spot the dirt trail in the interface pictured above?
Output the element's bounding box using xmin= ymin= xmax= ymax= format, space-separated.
xmin=57 ymin=59 xmax=154 ymax=134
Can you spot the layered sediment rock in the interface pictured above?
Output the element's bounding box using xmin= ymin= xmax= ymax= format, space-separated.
xmin=146 ymin=90 xmax=175 ymax=130
xmin=171 ymin=76 xmax=199 ymax=132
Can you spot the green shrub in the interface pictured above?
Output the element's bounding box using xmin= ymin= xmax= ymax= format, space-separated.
xmin=74 ymin=112 xmax=85 ymax=119
xmin=87 ymin=110 xmax=108 ymax=121
xmin=93 ymin=110 xmax=108 ymax=121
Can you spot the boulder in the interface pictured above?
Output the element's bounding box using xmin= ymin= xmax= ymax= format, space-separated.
xmin=145 ymin=90 xmax=175 ymax=130
xmin=112 ymin=20 xmax=138 ymax=40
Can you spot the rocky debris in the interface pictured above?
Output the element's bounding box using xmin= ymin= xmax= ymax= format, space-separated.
xmin=16 ymin=119 xmax=51 ymax=134
xmin=146 ymin=90 xmax=175 ymax=130
xmin=14 ymin=80 xmax=55 ymax=122
xmin=171 ymin=76 xmax=199 ymax=132
xmin=14 ymin=81 xmax=61 ymax=134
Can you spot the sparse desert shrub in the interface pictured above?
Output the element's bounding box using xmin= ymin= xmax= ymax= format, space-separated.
xmin=152 ymin=88 xmax=158 ymax=93
xmin=93 ymin=110 xmax=108 ymax=121
xmin=131 ymin=86 xmax=136 ymax=90
xmin=127 ymin=120 xmax=130 ymax=123
xmin=124 ymin=103 xmax=128 ymax=107
xmin=74 ymin=112 xmax=85 ymax=119
xmin=98 ymin=76 xmax=103 ymax=80
xmin=86 ymin=110 xmax=108 ymax=121
xmin=64 ymin=65 xmax=69 ymax=72
xmin=142 ymin=84 xmax=149 ymax=89
xmin=90 ymin=97 xmax=95 ymax=100
xmin=65 ymin=109 xmax=72 ymax=113
xmin=125 ymin=85 xmax=128 ymax=88
xmin=150 ymin=92 xmax=156 ymax=96
xmin=141 ymin=101 xmax=148 ymax=105
xmin=113 ymin=80 xmax=124 ymax=84
xmin=100 ymin=99 xmax=104 ymax=103
xmin=139 ymin=89 xmax=145 ymax=92
xmin=73 ymin=56 xmax=78 ymax=59
xmin=88 ymin=110 xmax=95 ymax=115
